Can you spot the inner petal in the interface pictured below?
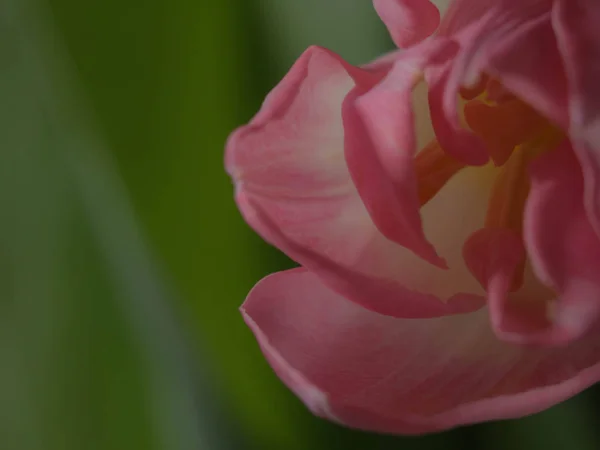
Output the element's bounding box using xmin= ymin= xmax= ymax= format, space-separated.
xmin=485 ymin=145 xmax=536 ymax=233
xmin=415 ymin=80 xmax=564 ymax=301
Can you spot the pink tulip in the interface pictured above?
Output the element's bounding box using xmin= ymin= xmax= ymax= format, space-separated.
xmin=225 ymin=0 xmax=600 ymax=434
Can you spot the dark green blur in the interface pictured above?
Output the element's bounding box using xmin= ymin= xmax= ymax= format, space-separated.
xmin=1 ymin=0 xmax=600 ymax=448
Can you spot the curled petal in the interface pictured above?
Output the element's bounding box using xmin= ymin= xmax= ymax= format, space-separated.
xmin=346 ymin=44 xmax=454 ymax=267
xmin=426 ymin=10 xmax=494 ymax=165
xmin=243 ymin=269 xmax=600 ymax=434
xmin=373 ymin=0 xmax=441 ymax=48
xmin=344 ymin=90 xmax=444 ymax=267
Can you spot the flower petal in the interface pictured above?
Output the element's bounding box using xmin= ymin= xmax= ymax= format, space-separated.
xmin=427 ymin=66 xmax=490 ymax=166
xmin=523 ymin=142 xmax=600 ymax=344
xmin=462 ymin=228 xmax=525 ymax=295
xmin=227 ymin=46 xmax=482 ymax=317
xmin=243 ymin=268 xmax=600 ymax=434
xmin=487 ymin=15 xmax=569 ymax=129
xmin=553 ymin=0 xmax=600 ymax=236
xmin=373 ymin=0 xmax=441 ymax=48
xmin=462 ymin=227 xmax=557 ymax=344
xmin=345 ymin=44 xmax=453 ymax=268
xmin=425 ymin=8 xmax=498 ymax=166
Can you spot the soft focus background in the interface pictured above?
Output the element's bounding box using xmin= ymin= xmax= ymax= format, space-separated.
xmin=3 ymin=0 xmax=600 ymax=449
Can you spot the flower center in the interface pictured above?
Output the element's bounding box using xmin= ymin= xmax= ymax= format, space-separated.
xmin=414 ymin=76 xmax=564 ymax=291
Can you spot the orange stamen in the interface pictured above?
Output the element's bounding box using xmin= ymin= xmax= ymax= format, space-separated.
xmin=464 ymin=99 xmax=549 ymax=166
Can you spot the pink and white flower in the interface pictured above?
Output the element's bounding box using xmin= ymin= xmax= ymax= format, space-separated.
xmin=225 ymin=0 xmax=600 ymax=434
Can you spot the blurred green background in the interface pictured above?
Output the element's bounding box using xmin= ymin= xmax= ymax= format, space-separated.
xmin=3 ymin=0 xmax=600 ymax=449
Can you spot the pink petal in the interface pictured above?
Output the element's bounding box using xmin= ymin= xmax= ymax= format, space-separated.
xmin=463 ymin=227 xmax=558 ymax=344
xmin=373 ymin=0 xmax=441 ymax=48
xmin=243 ymin=268 xmax=600 ymax=434
xmin=553 ymin=0 xmax=600 ymax=236
xmin=487 ymin=15 xmax=569 ymax=129
xmin=463 ymin=228 xmax=525 ymax=295
xmin=227 ymin=46 xmax=484 ymax=317
xmin=345 ymin=43 xmax=454 ymax=268
xmin=439 ymin=0 xmax=552 ymax=36
xmin=426 ymin=10 xmax=497 ymax=166
xmin=523 ymin=142 xmax=600 ymax=344
xmin=427 ymin=67 xmax=489 ymax=166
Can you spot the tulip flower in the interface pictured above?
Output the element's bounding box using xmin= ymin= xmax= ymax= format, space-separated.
xmin=225 ymin=0 xmax=600 ymax=434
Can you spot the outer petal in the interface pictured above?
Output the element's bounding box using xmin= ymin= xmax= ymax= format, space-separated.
xmin=373 ymin=0 xmax=441 ymax=48
xmin=243 ymin=269 xmax=600 ymax=434
xmin=553 ymin=0 xmax=600 ymax=236
xmin=227 ymin=46 xmax=483 ymax=317
xmin=523 ymin=143 xmax=600 ymax=343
